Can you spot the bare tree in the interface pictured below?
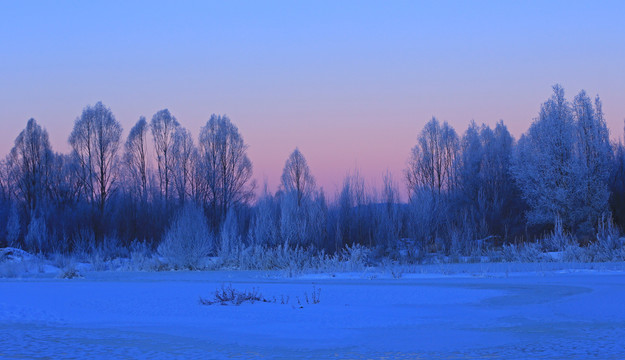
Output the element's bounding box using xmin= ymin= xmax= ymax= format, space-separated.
xmin=150 ymin=109 xmax=179 ymax=205
xmin=278 ymin=148 xmax=323 ymax=247
xmin=48 ymin=153 xmax=82 ymax=209
xmin=69 ymin=101 xmax=122 ymax=214
xmin=198 ymin=114 xmax=254 ymax=225
xmin=281 ymin=148 xmax=315 ymax=207
xmin=124 ymin=117 xmax=149 ymax=201
xmin=405 ymin=117 xmax=459 ymax=199
xmin=171 ymin=126 xmax=195 ymax=204
xmin=9 ymin=118 xmax=53 ymax=214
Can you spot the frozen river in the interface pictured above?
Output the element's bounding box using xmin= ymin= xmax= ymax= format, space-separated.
xmin=1 ymin=270 xmax=624 ymax=359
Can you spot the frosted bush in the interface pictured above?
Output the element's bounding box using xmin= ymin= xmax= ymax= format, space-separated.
xmin=233 ymin=244 xmax=314 ymax=273
xmin=562 ymin=243 xmax=591 ymax=262
xmin=542 ymin=216 xmax=573 ymax=252
xmin=590 ymin=215 xmax=623 ymax=261
xmin=95 ymin=236 xmax=127 ymax=261
xmin=341 ymin=243 xmax=371 ymax=271
xmin=502 ymin=243 xmax=544 ymax=262
xmin=158 ymin=204 xmax=214 ymax=269
xmin=72 ymin=227 xmax=96 ymax=258
xmin=124 ymin=240 xmax=163 ymax=271
xmin=51 ymin=252 xmax=75 ymax=269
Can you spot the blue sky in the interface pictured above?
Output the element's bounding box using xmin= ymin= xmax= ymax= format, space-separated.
xmin=1 ymin=0 xmax=624 ymax=195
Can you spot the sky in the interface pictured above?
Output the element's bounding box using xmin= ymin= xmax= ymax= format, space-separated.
xmin=1 ymin=0 xmax=624 ymax=199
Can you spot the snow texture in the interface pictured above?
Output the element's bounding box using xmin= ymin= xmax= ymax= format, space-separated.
xmin=1 ymin=269 xmax=625 ymax=359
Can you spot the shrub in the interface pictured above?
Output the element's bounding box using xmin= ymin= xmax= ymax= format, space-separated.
xmin=341 ymin=243 xmax=371 ymax=271
xmin=561 ymin=243 xmax=591 ymax=262
xmin=542 ymin=216 xmax=573 ymax=252
xmin=199 ymin=284 xmax=268 ymax=305
xmin=126 ymin=240 xmax=163 ymax=271
xmin=58 ymin=265 xmax=82 ymax=279
xmin=590 ymin=214 xmax=623 ymax=261
xmin=158 ymin=204 xmax=214 ymax=269
xmin=96 ymin=236 xmax=128 ymax=261
xmin=236 ymin=244 xmax=314 ymax=274
xmin=502 ymin=242 xmax=544 ymax=262
xmin=72 ymin=227 xmax=96 ymax=258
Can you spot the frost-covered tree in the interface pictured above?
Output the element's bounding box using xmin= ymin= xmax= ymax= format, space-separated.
xmin=404 ymin=118 xmax=459 ymax=250
xmin=69 ymin=102 xmax=122 ymax=214
xmin=124 ymin=117 xmax=149 ymax=202
xmin=48 ymin=153 xmax=82 ymax=209
xmin=458 ymin=121 xmax=483 ymax=204
xmin=511 ymin=85 xmax=610 ymax=234
xmin=279 ymin=148 xmax=325 ymax=247
xmin=150 ymin=109 xmax=179 ymax=204
xmin=572 ymin=91 xmax=611 ymax=234
xmin=482 ymin=121 xmax=516 ymax=201
xmin=511 ymin=85 xmax=576 ymax=228
xmin=198 ymin=114 xmax=254 ymax=226
xmin=9 ymin=118 xmax=53 ymax=214
xmin=280 ymin=188 xmax=327 ymax=248
xmin=281 ymin=148 xmax=316 ymax=207
xmin=158 ymin=203 xmax=213 ymax=269
xmin=406 ymin=117 xmax=459 ymax=198
xmin=171 ymin=126 xmax=194 ymax=204
xmin=481 ymin=121 xmax=520 ymax=235
xmin=456 ymin=120 xmax=519 ymax=238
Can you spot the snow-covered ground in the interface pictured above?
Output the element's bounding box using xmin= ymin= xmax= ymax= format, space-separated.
xmin=1 ymin=268 xmax=625 ymax=359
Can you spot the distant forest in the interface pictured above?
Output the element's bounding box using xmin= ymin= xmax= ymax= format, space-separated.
xmin=1 ymin=85 xmax=624 ymax=259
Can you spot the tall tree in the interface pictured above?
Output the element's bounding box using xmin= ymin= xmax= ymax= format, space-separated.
xmin=281 ymin=148 xmax=315 ymax=207
xmin=171 ymin=126 xmax=195 ymax=204
xmin=405 ymin=117 xmax=459 ymax=198
xmin=279 ymin=148 xmax=325 ymax=247
xmin=150 ymin=109 xmax=179 ymax=205
xmin=458 ymin=121 xmax=483 ymax=204
xmin=124 ymin=117 xmax=149 ymax=202
xmin=511 ymin=85 xmax=578 ymax=230
xmin=572 ymin=91 xmax=611 ymax=233
xmin=69 ymin=101 xmax=122 ymax=214
xmin=456 ymin=120 xmax=520 ymax=238
xmin=198 ymin=114 xmax=254 ymax=226
xmin=48 ymin=152 xmax=82 ymax=209
xmin=9 ymin=118 xmax=53 ymax=215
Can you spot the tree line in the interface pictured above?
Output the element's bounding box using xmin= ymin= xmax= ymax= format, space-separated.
xmin=1 ymin=85 xmax=624 ymax=258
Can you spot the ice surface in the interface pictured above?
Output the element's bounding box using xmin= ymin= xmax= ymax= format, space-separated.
xmin=1 ymin=270 xmax=625 ymax=359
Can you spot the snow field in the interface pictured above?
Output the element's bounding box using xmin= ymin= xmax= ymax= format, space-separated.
xmin=1 ymin=270 xmax=625 ymax=359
